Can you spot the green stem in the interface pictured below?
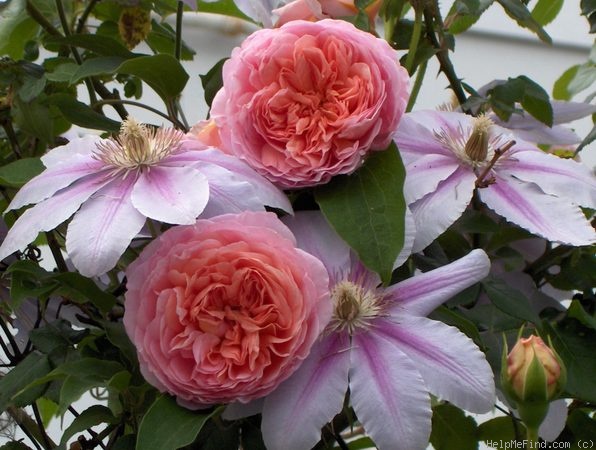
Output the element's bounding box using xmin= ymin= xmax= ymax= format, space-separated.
xmin=175 ymin=1 xmax=184 ymax=61
xmin=526 ymin=427 xmax=539 ymax=450
xmin=423 ymin=3 xmax=468 ymax=111
xmin=404 ymin=8 xmax=423 ymax=74
xmin=45 ymin=231 xmax=69 ymax=273
xmin=76 ymin=0 xmax=100 ymax=34
xmin=93 ymin=99 xmax=184 ymax=128
xmin=26 ymin=0 xmax=62 ymax=36
xmin=406 ymin=59 xmax=427 ymax=112
xmin=31 ymin=402 xmax=53 ymax=450
xmin=1 ymin=119 xmax=23 ymax=158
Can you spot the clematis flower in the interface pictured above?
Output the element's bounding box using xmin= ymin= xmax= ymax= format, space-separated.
xmin=0 ymin=119 xmax=290 ymax=277
xmin=273 ymin=0 xmax=382 ymax=28
xmin=226 ymin=211 xmax=495 ymax=450
xmin=395 ymin=110 xmax=596 ymax=252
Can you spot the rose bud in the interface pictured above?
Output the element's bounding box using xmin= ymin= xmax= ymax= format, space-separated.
xmin=501 ymin=334 xmax=566 ymax=430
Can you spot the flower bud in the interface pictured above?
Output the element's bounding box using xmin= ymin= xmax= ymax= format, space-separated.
xmin=501 ymin=334 xmax=566 ymax=430
xmin=118 ymin=6 xmax=151 ymax=50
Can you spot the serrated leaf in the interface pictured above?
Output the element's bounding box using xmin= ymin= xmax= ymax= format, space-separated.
xmin=430 ymin=404 xmax=478 ymax=450
xmin=482 ymin=277 xmax=540 ymax=324
xmin=137 ymin=395 xmax=220 ymax=450
xmin=48 ymin=93 xmax=121 ymax=132
xmin=0 ymin=158 xmax=44 ymax=187
xmin=531 ymin=0 xmax=563 ymax=26
xmin=0 ymin=353 xmax=51 ymax=412
xmin=60 ymin=405 xmax=117 ymax=448
xmin=496 ymin=0 xmax=552 ymax=43
xmin=315 ymin=144 xmax=406 ymax=283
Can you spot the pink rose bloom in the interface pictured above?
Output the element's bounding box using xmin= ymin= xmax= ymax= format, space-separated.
xmin=123 ymin=211 xmax=331 ymax=407
xmin=273 ymin=0 xmax=382 ymax=28
xmin=211 ymin=19 xmax=410 ymax=188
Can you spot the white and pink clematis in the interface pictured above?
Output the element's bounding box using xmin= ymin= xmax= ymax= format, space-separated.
xmin=395 ymin=110 xmax=596 ymax=252
xmin=0 ymin=119 xmax=290 ymax=277
xmin=226 ymin=211 xmax=495 ymax=450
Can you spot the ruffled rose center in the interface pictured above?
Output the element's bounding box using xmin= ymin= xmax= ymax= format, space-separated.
xmin=252 ymin=35 xmax=381 ymax=169
xmin=164 ymin=245 xmax=302 ymax=384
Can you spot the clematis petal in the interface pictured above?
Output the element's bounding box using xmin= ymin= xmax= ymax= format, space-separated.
xmin=539 ymin=399 xmax=568 ymax=442
xmin=404 ymin=153 xmax=460 ymax=204
xmin=501 ymin=150 xmax=596 ymax=208
xmin=350 ymin=332 xmax=431 ymax=450
xmin=168 ymin=146 xmax=292 ymax=214
xmin=409 ymin=166 xmax=476 ymax=252
xmin=0 ymin=173 xmax=110 ymax=262
xmin=131 ymin=166 xmax=209 ymax=225
xmin=66 ymin=176 xmax=146 ymax=277
xmin=376 ymin=316 xmax=495 ymax=413
xmin=393 ymin=207 xmax=415 ymax=270
xmin=8 ymin=155 xmax=105 ymax=211
xmin=504 ymin=124 xmax=583 ymax=146
xmin=385 ymin=249 xmax=490 ymax=317
xmin=479 ymin=174 xmax=595 ymax=246
xmin=40 ymin=135 xmax=102 ymax=168
xmin=261 ymin=333 xmax=351 ymax=450
xmin=283 ymin=211 xmax=351 ymax=283
xmin=395 ymin=111 xmax=462 ymax=162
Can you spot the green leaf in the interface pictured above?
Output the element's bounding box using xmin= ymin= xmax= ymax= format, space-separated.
xmin=0 ymin=158 xmax=44 ymax=187
xmin=518 ymin=75 xmax=553 ymax=126
xmin=447 ymin=0 xmax=495 ymax=34
xmin=0 ymin=353 xmax=51 ymax=411
xmin=315 ymin=145 xmax=406 ymax=283
xmin=117 ymin=54 xmax=189 ymax=101
xmin=13 ymin=97 xmax=54 ymax=144
xmin=7 ymin=260 xmax=57 ymax=308
xmin=531 ymin=0 xmax=563 ymax=26
xmin=496 ymin=0 xmax=552 ymax=43
xmin=44 ymin=34 xmax=135 ymax=59
xmin=29 ymin=319 xmax=89 ymax=356
xmin=0 ymin=442 xmax=34 ymax=450
xmin=567 ymin=409 xmax=596 ymax=446
xmin=200 ymin=58 xmax=227 ymax=109
xmin=137 ymin=395 xmax=220 ymax=450
xmin=430 ymin=403 xmax=478 ymax=450
xmin=429 ymin=306 xmax=483 ymax=348
xmin=482 ymin=277 xmax=540 ymax=324
xmin=102 ymin=321 xmax=138 ymax=367
xmin=48 ymin=93 xmax=121 ymax=132
xmin=45 ymin=62 xmax=80 ymax=82
xmin=70 ymin=56 xmax=126 ymax=83
xmin=145 ymin=20 xmax=195 ymax=61
xmin=544 ymin=318 xmax=596 ymax=402
xmin=0 ymin=0 xmax=40 ymax=59
xmin=60 ymin=405 xmax=117 ymax=448
xmin=52 ymin=271 xmax=117 ymax=314
xmin=196 ymin=0 xmax=251 ymax=21
xmin=568 ymin=63 xmax=596 ymax=98
xmin=478 ymin=416 xmax=519 ymax=442
xmin=553 ymin=65 xmax=579 ymax=100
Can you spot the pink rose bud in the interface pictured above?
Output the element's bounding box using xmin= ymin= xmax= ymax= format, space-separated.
xmin=501 ymin=334 xmax=566 ymax=430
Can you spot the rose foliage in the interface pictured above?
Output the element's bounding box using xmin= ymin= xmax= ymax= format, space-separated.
xmin=0 ymin=1 xmax=594 ymax=450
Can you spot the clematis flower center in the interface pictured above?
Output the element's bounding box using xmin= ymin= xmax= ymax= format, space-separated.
xmin=328 ymin=280 xmax=383 ymax=334
xmin=434 ymin=115 xmax=501 ymax=168
xmin=94 ymin=118 xmax=183 ymax=170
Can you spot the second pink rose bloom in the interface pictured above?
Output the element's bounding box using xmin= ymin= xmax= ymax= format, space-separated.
xmin=210 ymin=19 xmax=410 ymax=188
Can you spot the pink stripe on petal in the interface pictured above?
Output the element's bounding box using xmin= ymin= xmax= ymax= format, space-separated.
xmin=8 ymin=155 xmax=105 ymax=211
xmin=132 ymin=166 xmax=209 ymax=225
xmin=350 ymin=332 xmax=431 ymax=450
xmin=261 ymin=333 xmax=350 ymax=450
xmin=480 ymin=174 xmax=596 ymax=246
xmin=0 ymin=172 xmax=110 ymax=262
xmin=404 ymin=153 xmax=460 ymax=204
xmin=376 ymin=316 xmax=495 ymax=413
xmin=385 ymin=249 xmax=490 ymax=317
xmin=66 ymin=176 xmax=146 ymax=277
xmin=502 ymin=151 xmax=596 ymax=208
